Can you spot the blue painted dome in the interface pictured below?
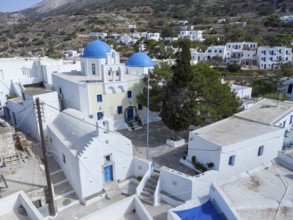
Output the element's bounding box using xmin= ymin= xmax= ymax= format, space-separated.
xmin=126 ymin=52 xmax=154 ymax=67
xmin=81 ymin=39 xmax=111 ymax=58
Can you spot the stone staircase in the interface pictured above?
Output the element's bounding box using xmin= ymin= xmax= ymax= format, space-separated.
xmin=128 ymin=120 xmax=142 ymax=131
xmin=47 ymin=155 xmax=80 ymax=212
xmin=139 ymin=169 xmax=160 ymax=205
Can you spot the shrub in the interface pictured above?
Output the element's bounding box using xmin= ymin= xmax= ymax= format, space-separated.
xmin=207 ymin=162 xmax=214 ymax=168
xmin=137 ymin=176 xmax=142 ymax=181
xmin=191 ymin=156 xmax=196 ymax=165
xmin=227 ymin=63 xmax=241 ymax=72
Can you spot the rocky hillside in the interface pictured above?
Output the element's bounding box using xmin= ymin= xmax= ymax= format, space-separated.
xmin=0 ymin=0 xmax=292 ymax=58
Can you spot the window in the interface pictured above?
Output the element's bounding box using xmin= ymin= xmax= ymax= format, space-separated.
xmin=127 ymin=91 xmax=132 ymax=98
xmin=97 ymin=94 xmax=103 ymax=102
xmin=59 ymin=87 xmax=62 ymax=94
xmin=97 ymin=112 xmax=104 ymax=120
xmin=92 ymin=64 xmax=96 ymax=75
xmin=258 ymin=146 xmax=264 ymax=156
xmin=105 ymin=154 xmax=112 ymax=163
xmin=138 ymin=103 xmax=143 ymax=110
xmin=117 ymin=106 xmax=123 ymax=114
xmin=89 ymin=114 xmax=93 ymax=119
xmin=62 ymin=153 xmax=66 ymax=164
xmin=228 ymin=155 xmax=235 ymax=166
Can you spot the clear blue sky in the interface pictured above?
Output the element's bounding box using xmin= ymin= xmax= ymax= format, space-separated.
xmin=0 ymin=0 xmax=43 ymax=12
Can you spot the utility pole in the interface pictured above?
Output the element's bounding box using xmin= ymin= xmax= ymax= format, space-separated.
xmin=35 ymin=98 xmax=56 ymax=216
xmin=146 ymin=70 xmax=150 ymax=160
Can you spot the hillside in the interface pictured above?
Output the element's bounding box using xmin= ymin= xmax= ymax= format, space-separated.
xmin=0 ymin=0 xmax=292 ymax=58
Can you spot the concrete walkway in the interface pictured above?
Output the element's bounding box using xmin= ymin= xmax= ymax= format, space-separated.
xmin=119 ymin=121 xmax=197 ymax=176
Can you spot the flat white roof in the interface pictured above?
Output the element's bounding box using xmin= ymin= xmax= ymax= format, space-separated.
xmin=53 ymin=71 xmax=143 ymax=85
xmin=235 ymin=98 xmax=293 ymax=125
xmin=218 ymin=163 xmax=293 ymax=219
xmin=192 ymin=116 xmax=280 ymax=146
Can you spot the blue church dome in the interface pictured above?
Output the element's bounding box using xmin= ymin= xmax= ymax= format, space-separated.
xmin=126 ymin=52 xmax=154 ymax=67
xmin=81 ymin=39 xmax=111 ymax=58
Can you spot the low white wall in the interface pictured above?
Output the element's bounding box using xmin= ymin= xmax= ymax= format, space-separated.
xmin=80 ymin=195 xmax=152 ymax=220
xmin=209 ymin=184 xmax=241 ymax=220
xmin=160 ymin=167 xmax=194 ymax=201
xmin=0 ymin=191 xmax=43 ymax=220
xmin=160 ymin=167 xmax=219 ymax=201
xmin=136 ymin=169 xmax=151 ymax=196
xmin=154 ymin=177 xmax=161 ymax=206
xmin=134 ymin=197 xmax=153 ymax=220
xmin=132 ymin=157 xmax=151 ymax=178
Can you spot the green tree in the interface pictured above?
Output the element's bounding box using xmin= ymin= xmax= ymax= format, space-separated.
xmin=160 ymin=40 xmax=195 ymax=139
xmin=137 ymin=40 xmax=241 ymax=140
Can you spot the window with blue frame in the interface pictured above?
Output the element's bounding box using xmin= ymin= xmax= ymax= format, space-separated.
xmin=228 ymin=155 xmax=235 ymax=166
xmin=97 ymin=94 xmax=103 ymax=102
xmin=117 ymin=106 xmax=123 ymax=114
xmin=258 ymin=146 xmax=264 ymax=156
xmin=127 ymin=91 xmax=132 ymax=98
xmin=97 ymin=112 xmax=104 ymax=120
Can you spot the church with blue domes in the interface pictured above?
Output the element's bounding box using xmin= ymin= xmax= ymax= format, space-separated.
xmin=52 ymin=39 xmax=155 ymax=130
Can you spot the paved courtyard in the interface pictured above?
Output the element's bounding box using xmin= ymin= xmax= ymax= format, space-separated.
xmin=119 ymin=121 xmax=197 ymax=176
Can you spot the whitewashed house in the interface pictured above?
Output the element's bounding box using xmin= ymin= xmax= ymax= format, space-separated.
xmin=143 ymin=33 xmax=161 ymax=41
xmin=0 ymin=58 xmax=43 ymax=108
xmin=178 ymin=30 xmax=204 ymax=42
xmin=187 ymin=98 xmax=293 ymax=177
xmin=52 ymin=39 xmax=155 ymax=130
xmin=230 ymin=84 xmax=252 ymax=99
xmin=280 ymin=15 xmax=293 ymax=23
xmin=47 ymin=109 xmax=139 ymax=204
xmin=279 ymin=77 xmax=293 ymax=101
xmin=205 ymin=45 xmax=226 ymax=60
xmin=5 ymin=85 xmax=60 ymax=141
xmin=190 ymin=49 xmax=206 ymax=65
xmin=0 ymin=57 xmax=80 ymax=108
xmin=89 ymin=32 xmax=108 ymax=39
xmin=256 ymin=46 xmax=292 ymax=69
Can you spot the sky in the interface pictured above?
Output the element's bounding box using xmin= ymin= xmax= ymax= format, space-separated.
xmin=0 ymin=0 xmax=43 ymax=12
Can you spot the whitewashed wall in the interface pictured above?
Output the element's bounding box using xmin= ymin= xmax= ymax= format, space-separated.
xmin=219 ymin=129 xmax=284 ymax=178
xmin=80 ymin=195 xmax=152 ymax=220
xmin=187 ymin=133 xmax=221 ymax=170
xmin=210 ymin=184 xmax=241 ymax=220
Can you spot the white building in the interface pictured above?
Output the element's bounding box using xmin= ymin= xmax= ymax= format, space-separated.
xmin=89 ymin=32 xmax=108 ymax=39
xmin=47 ymin=109 xmax=135 ymax=204
xmin=190 ymin=49 xmax=206 ymax=65
xmin=230 ymin=84 xmax=252 ymax=99
xmin=0 ymin=57 xmax=80 ymax=108
xmin=279 ymin=77 xmax=293 ymax=101
xmin=205 ymin=45 xmax=226 ymax=60
xmin=226 ymin=42 xmax=257 ymax=51
xmin=142 ymin=33 xmax=161 ymax=41
xmin=256 ymin=46 xmax=292 ymax=69
xmin=52 ymin=39 xmax=154 ymax=130
xmin=5 ymin=85 xmax=60 ymax=141
xmin=187 ymin=98 xmax=293 ymax=177
xmin=178 ymin=30 xmax=204 ymax=42
xmin=280 ymin=15 xmax=293 ymax=23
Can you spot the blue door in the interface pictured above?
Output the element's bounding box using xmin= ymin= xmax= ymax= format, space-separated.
xmin=127 ymin=107 xmax=134 ymax=121
xmin=104 ymin=165 xmax=113 ymax=183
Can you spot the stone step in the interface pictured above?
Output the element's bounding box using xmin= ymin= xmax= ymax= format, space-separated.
xmin=55 ymin=192 xmax=80 ymax=212
xmin=54 ymin=181 xmax=74 ymax=199
xmin=143 ymin=186 xmax=155 ymax=194
xmin=50 ymin=171 xmax=67 ymax=185
xmin=141 ymin=190 xmax=154 ymax=197
xmin=139 ymin=194 xmax=153 ymax=205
